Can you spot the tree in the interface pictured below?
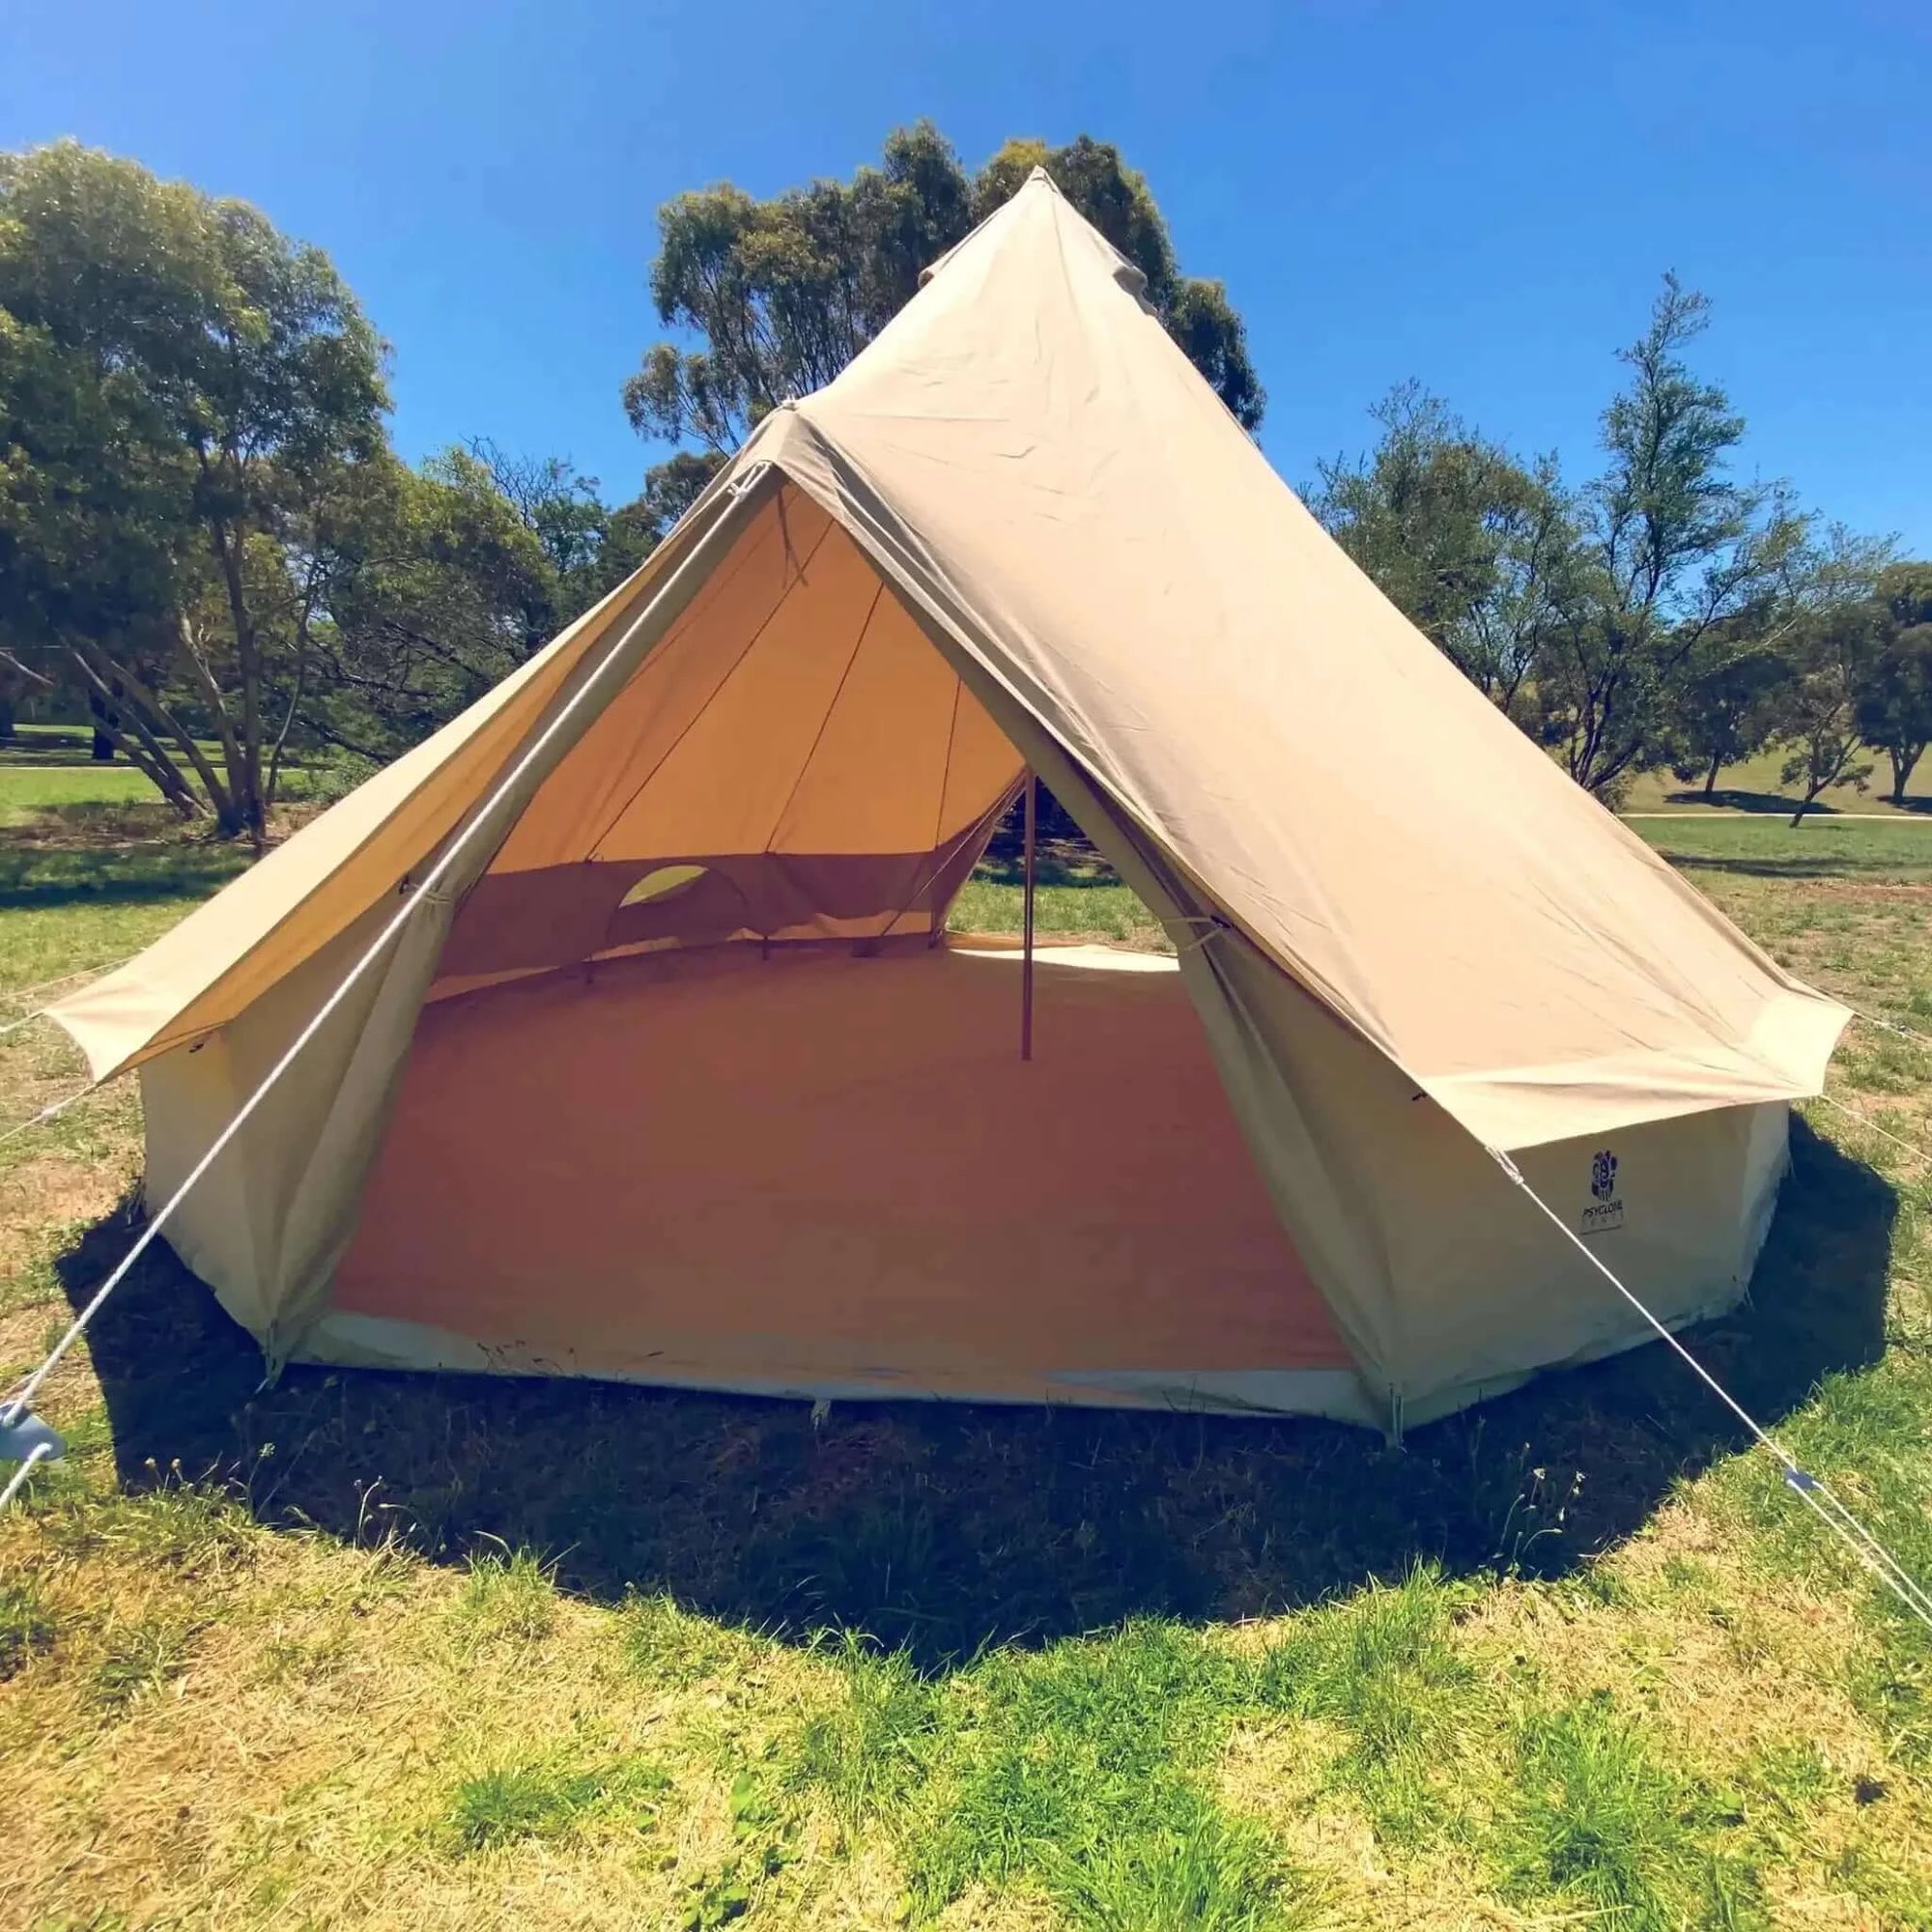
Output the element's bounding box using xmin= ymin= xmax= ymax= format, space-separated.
xmin=1659 ymin=634 xmax=1792 ymax=797
xmin=0 ymin=141 xmax=387 ymax=839
xmin=301 ymin=440 xmax=729 ymax=763
xmin=467 ymin=440 xmax=609 ymax=585
xmin=1853 ymin=561 xmax=1932 ymax=803
xmin=1537 ymin=276 xmax=1811 ymax=797
xmin=1765 ymin=529 xmax=1893 ymax=825
xmin=624 ymin=124 xmax=1263 ymax=458
xmin=1312 ymin=384 xmax=1577 ymax=724
xmin=300 ymin=450 xmax=562 ymax=765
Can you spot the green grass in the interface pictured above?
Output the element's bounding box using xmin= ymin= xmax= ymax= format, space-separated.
xmin=1634 ymin=811 xmax=1932 ymax=883
xmin=445 ymin=1753 xmax=669 ymax=1852
xmin=0 ymin=764 xmax=168 ymax=819
xmin=1623 ymin=741 xmax=1932 ymax=817
xmin=1252 ymin=1565 xmax=1476 ymax=1845
xmin=0 ymin=801 xmax=1928 ymax=1926
xmin=1498 ymin=1693 xmax=1761 ymax=1929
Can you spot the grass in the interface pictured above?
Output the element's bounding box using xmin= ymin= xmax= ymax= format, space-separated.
xmin=1622 ymin=741 xmax=1932 ymax=817
xmin=0 ymin=795 xmax=1929 ymax=1925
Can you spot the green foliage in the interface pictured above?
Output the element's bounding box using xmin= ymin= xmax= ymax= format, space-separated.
xmin=300 ymin=448 xmax=559 ymax=762
xmin=1767 ymin=534 xmax=1898 ymax=824
xmin=1523 ymin=279 xmax=1815 ymax=797
xmin=1853 ymin=561 xmax=1932 ymax=802
xmin=1313 ymin=383 xmax=1576 ymax=721
xmin=1319 ymin=276 xmax=1854 ymax=800
xmin=625 ymin=122 xmax=1263 ymax=460
xmin=1662 ymin=639 xmax=1794 ymax=796
xmin=0 ymin=139 xmax=387 ymax=835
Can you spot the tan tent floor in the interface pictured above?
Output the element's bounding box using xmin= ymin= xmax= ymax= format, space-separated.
xmin=327 ymin=941 xmax=1351 ymax=1403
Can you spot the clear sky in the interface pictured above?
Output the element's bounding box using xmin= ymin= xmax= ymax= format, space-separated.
xmin=4 ymin=0 xmax=1927 ymax=550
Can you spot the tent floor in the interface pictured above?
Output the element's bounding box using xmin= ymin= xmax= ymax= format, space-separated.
xmin=327 ymin=940 xmax=1352 ymax=1406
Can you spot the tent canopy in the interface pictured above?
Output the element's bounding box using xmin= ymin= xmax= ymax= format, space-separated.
xmin=52 ymin=168 xmax=1843 ymax=1151
xmin=43 ymin=171 xmax=1845 ymax=1425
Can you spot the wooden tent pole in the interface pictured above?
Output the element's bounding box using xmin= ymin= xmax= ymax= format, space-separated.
xmin=1021 ymin=770 xmax=1037 ymax=1062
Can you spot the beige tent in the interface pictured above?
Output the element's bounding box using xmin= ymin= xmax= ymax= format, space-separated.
xmin=51 ymin=171 xmax=1847 ymax=1431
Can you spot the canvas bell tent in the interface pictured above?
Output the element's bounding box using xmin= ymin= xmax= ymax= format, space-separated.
xmin=47 ymin=171 xmax=1848 ymax=1433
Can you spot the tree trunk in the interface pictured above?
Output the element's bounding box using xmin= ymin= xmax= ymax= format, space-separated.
xmin=1888 ymin=746 xmax=1922 ymax=805
xmin=71 ymin=655 xmax=202 ymax=818
xmin=174 ymin=613 xmax=250 ymax=832
xmin=71 ymin=651 xmax=203 ymax=815
xmin=72 ymin=637 xmax=240 ymax=834
xmin=211 ymin=518 xmax=267 ymax=847
xmin=1704 ymin=753 xmax=1721 ymax=797
xmin=87 ymin=693 xmax=116 ymax=761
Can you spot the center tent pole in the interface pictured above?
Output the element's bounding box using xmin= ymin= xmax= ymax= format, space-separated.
xmin=1021 ymin=769 xmax=1037 ymax=1062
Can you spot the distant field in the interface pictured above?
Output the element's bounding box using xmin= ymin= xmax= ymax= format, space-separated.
xmin=0 ymin=765 xmax=166 ymax=822
xmin=0 ymin=761 xmax=341 ymax=833
xmin=1621 ymin=744 xmax=1930 ymax=818
xmin=1634 ymin=812 xmax=1932 ymax=882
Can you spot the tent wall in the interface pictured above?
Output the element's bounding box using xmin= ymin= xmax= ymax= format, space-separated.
xmin=128 ymin=473 xmax=785 ymax=1358
xmin=429 ymin=490 xmax=1022 ymax=987
xmin=1198 ymin=933 xmax=1790 ymax=1420
xmin=124 ymin=443 xmax=1797 ymax=1423
xmin=724 ymin=421 xmax=1795 ymax=1417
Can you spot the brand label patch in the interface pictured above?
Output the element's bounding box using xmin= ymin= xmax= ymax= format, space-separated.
xmin=1580 ymin=1148 xmax=1625 ymax=1236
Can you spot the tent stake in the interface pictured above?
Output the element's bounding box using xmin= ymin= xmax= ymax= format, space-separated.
xmin=1021 ymin=770 xmax=1037 ymax=1062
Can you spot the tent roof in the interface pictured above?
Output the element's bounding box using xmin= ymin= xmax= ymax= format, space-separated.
xmin=51 ymin=169 xmax=1846 ymax=1149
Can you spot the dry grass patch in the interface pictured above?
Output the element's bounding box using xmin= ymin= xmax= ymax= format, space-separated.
xmin=0 ymin=1492 xmax=871 ymax=1929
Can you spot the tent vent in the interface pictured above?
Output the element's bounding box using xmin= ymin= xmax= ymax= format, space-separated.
xmin=618 ymin=865 xmax=708 ymax=910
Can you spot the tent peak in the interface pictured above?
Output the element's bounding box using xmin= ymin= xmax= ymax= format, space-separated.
xmin=915 ymin=162 xmax=1146 ymax=301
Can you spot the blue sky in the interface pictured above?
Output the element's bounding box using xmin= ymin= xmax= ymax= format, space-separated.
xmin=5 ymin=0 xmax=1927 ymax=549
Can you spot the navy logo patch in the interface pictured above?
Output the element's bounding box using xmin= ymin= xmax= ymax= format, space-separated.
xmin=1582 ymin=1150 xmax=1625 ymax=1235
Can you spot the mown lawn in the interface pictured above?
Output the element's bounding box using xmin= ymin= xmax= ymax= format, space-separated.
xmin=1621 ymin=742 xmax=1932 ymax=818
xmin=0 ymin=786 xmax=1929 ymax=1928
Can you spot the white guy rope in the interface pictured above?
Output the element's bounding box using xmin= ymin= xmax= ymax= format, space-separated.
xmin=0 ymin=476 xmax=770 ymax=1456
xmin=1848 ymin=1007 xmax=1932 ymax=1054
xmin=1487 ymin=1147 xmax=1932 ymax=1634
xmin=0 ymin=1441 xmax=54 ymax=1511
xmin=0 ymin=952 xmax=142 ymax=1038
xmin=1812 ymin=1092 xmax=1932 ymax=1170
xmin=0 ymin=1083 xmax=97 ymax=1154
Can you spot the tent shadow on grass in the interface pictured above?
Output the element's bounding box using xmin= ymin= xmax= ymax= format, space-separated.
xmin=60 ymin=1119 xmax=1893 ymax=1671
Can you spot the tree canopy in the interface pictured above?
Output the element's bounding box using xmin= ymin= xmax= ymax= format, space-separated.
xmin=1313 ymin=275 xmax=1907 ymax=806
xmin=0 ymin=131 xmax=1917 ymax=836
xmin=0 ymin=139 xmax=387 ymax=836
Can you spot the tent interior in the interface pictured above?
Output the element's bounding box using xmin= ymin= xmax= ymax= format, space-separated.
xmin=323 ymin=480 xmax=1353 ymax=1406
